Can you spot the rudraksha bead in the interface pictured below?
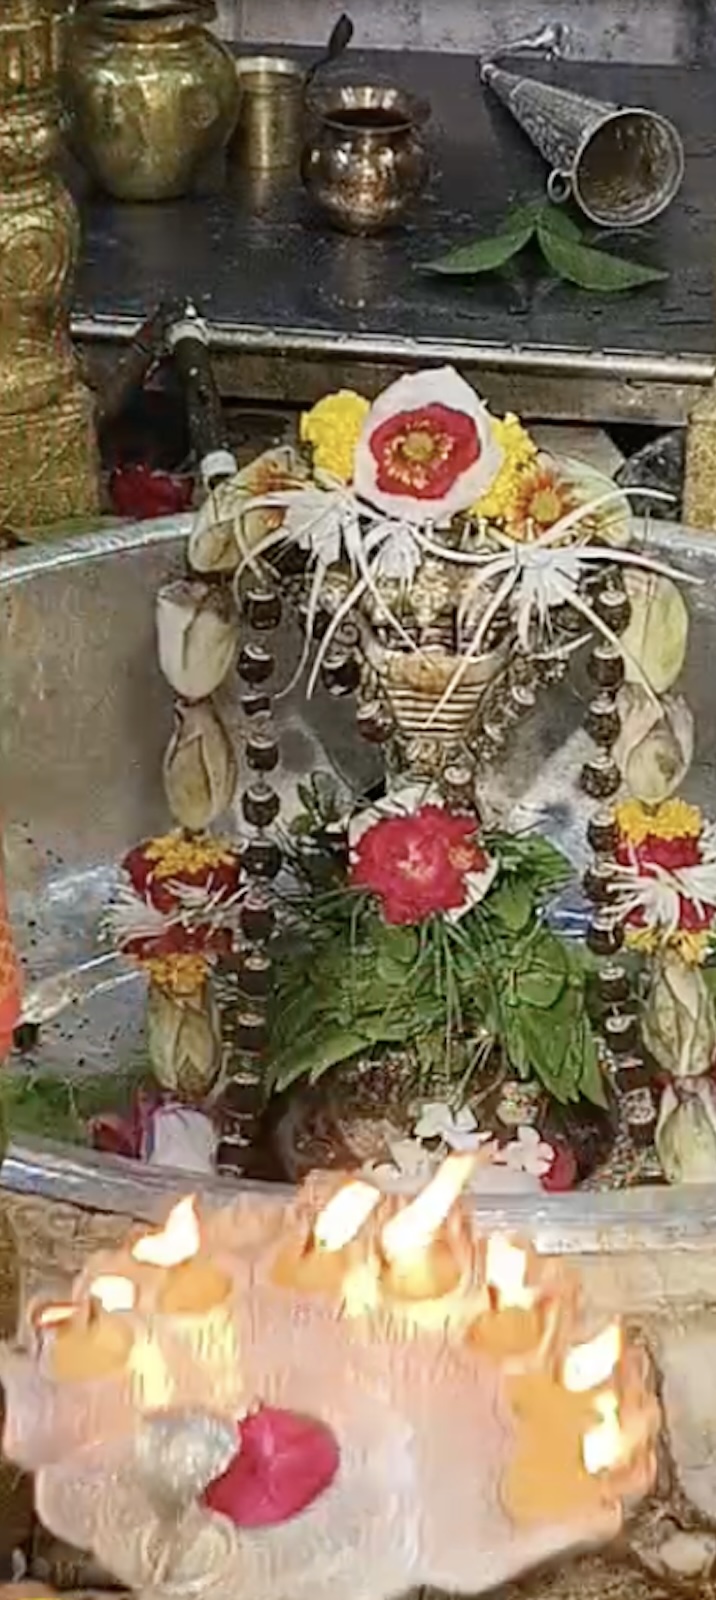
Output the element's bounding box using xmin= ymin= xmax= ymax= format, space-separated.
xmin=442 ymin=764 xmax=476 ymax=813
xmin=241 ymin=690 xmax=272 ymax=718
xmin=597 ymin=961 xmax=630 ymax=1006
xmin=238 ymin=642 xmax=274 ymax=684
xmin=593 ymin=584 xmax=631 ymax=634
xmin=587 ymin=808 xmax=618 ymax=856
xmin=584 ymin=693 xmax=620 ymax=748
xmin=236 ymin=949 xmax=273 ymax=998
xmin=356 ymin=699 xmax=394 ymax=743
xmin=221 ymin=1074 xmax=262 ymax=1117
xmin=580 ymin=755 xmax=621 ymax=799
xmin=235 ymin=1009 xmax=269 ymax=1052
xmin=582 ymin=861 xmax=615 ymax=904
xmin=242 ymin=782 xmax=281 ymax=828
xmin=243 ymin=587 xmax=282 ymax=631
xmin=216 ymin=1135 xmax=251 ymax=1172
xmin=240 ymin=894 xmax=276 ymax=942
xmin=320 ymin=651 xmax=361 ymax=697
xmin=242 ymin=837 xmax=282 ymax=879
xmin=588 ymin=644 xmax=625 ymax=690
xmin=603 ymin=1011 xmax=639 ymax=1055
xmin=246 ymin=730 xmax=280 ymax=771
xmin=587 ymin=911 xmax=624 ymax=957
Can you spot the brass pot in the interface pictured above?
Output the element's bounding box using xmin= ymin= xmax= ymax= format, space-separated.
xmin=301 ymin=82 xmax=429 ymax=234
xmin=65 ymin=0 xmax=240 ymax=202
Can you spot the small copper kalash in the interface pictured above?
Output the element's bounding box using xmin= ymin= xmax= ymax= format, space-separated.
xmin=301 ymin=81 xmax=430 ymax=234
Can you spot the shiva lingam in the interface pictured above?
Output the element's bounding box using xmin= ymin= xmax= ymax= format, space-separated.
xmin=0 ymin=1159 xmax=659 ymax=1600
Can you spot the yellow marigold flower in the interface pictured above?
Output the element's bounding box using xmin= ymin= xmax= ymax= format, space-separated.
xmin=469 ymin=413 xmax=538 ymax=523
xmin=144 ymin=953 xmax=210 ymax=994
xmin=300 ymin=390 xmax=370 ymax=484
xmin=144 ymin=831 xmax=236 ymax=880
xmin=625 ymin=925 xmax=709 ymax=966
xmin=615 ymin=798 xmax=702 ymax=848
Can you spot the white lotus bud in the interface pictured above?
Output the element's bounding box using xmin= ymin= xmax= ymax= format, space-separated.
xmin=156 ymin=580 xmax=238 ymax=700
xmin=188 ymin=446 xmax=308 ymax=574
xmin=621 ymin=571 xmax=689 ymax=695
xmin=163 ymin=701 xmax=237 ymax=831
xmin=656 ymin=1081 xmax=716 ymax=1184
xmin=147 ymin=981 xmax=223 ymax=1100
xmin=642 ymin=956 xmax=716 ymax=1078
xmin=613 ymin=684 xmax=694 ymax=804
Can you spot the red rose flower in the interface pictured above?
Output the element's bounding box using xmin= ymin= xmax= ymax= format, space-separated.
xmin=369 ymin=404 xmax=480 ymax=502
xmin=350 ymin=805 xmax=489 ymax=925
xmin=109 ymin=464 xmax=194 ymax=522
xmin=541 ymin=1143 xmax=577 ymax=1193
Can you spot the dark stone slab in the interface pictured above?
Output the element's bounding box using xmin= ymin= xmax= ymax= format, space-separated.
xmin=72 ymin=52 xmax=715 ymax=366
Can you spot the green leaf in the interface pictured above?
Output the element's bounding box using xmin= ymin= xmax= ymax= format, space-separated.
xmin=419 ymin=221 xmax=535 ymax=276
xmin=488 ymin=879 xmax=535 ymax=933
xmin=537 ymin=221 xmax=669 ymax=292
xmin=514 ymin=955 xmax=567 ymax=1009
xmin=573 ymin=1019 xmax=608 ymax=1108
xmin=373 ymin=926 xmax=420 ymax=966
xmin=537 ymin=203 xmax=582 ymax=239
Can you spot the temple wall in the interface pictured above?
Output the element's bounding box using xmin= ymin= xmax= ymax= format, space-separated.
xmin=213 ymin=0 xmax=716 ymax=64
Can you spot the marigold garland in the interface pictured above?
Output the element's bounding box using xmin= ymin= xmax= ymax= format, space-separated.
xmin=469 ymin=413 xmax=538 ymax=523
xmin=300 ymin=391 xmax=370 ymax=484
xmin=614 ymin=799 xmax=703 ymax=849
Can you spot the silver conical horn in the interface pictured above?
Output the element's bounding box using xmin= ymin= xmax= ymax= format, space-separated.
xmin=481 ymin=61 xmax=684 ymax=228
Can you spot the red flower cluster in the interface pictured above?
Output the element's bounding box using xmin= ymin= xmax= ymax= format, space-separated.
xmin=616 ymin=830 xmax=714 ymax=934
xmin=369 ymin=404 xmax=480 ymax=502
xmin=109 ymin=464 xmax=194 ymax=522
xmin=119 ymin=836 xmax=242 ymax=964
xmin=351 ymin=805 xmax=488 ymax=925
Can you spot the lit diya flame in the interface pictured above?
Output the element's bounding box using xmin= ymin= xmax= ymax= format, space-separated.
xmin=583 ymin=1391 xmax=624 ymax=1476
xmin=312 ymin=1180 xmax=381 ymax=1252
xmin=132 ymin=1196 xmax=201 ymax=1268
xmin=379 ymin=1154 xmax=475 ymax=1302
xmin=132 ymin=1197 xmax=230 ymax=1314
xmin=272 ymin=1180 xmax=381 ymax=1294
xmin=89 ymin=1276 xmax=137 ymax=1314
xmin=470 ymin=1238 xmax=549 ymax=1364
xmin=485 ymin=1236 xmax=534 ymax=1310
xmin=562 ymin=1322 xmax=621 ymax=1395
xmin=562 ymin=1322 xmax=628 ymax=1479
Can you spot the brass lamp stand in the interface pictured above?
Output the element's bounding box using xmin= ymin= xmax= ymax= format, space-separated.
xmin=0 ymin=0 xmax=99 ymax=537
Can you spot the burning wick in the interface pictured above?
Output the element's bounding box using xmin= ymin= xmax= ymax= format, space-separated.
xmin=379 ymin=1154 xmax=474 ymax=1303
xmin=582 ymin=1391 xmax=624 ymax=1476
xmin=271 ymin=1180 xmax=380 ymax=1294
xmin=471 ymin=1237 xmax=544 ymax=1362
xmin=563 ymin=1322 xmax=622 ymax=1393
xmin=132 ymin=1197 xmax=230 ymax=1314
xmin=40 ymin=1276 xmax=137 ymax=1385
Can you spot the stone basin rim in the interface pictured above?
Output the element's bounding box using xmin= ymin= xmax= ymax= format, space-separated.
xmin=3 ymin=514 xmax=716 ymax=1241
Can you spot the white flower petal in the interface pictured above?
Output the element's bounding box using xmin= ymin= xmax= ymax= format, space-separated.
xmin=414 ymin=1103 xmax=453 ymax=1139
xmin=353 ymin=367 xmax=503 ymax=526
xmin=444 ymin=857 xmax=498 ymax=924
xmin=442 ymin=1129 xmax=489 ymax=1153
